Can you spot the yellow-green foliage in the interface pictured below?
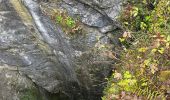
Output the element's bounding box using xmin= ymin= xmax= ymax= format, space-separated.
xmin=103 ymin=0 xmax=170 ymax=99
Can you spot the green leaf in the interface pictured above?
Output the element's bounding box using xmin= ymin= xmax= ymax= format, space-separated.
xmin=158 ymin=47 xmax=164 ymax=54
xmin=145 ymin=16 xmax=151 ymax=21
xmin=124 ymin=71 xmax=132 ymax=79
xmin=119 ymin=38 xmax=125 ymax=42
xmin=167 ymin=35 xmax=170 ymax=42
xmin=66 ymin=17 xmax=75 ymax=28
xmin=144 ymin=58 xmax=151 ymax=66
xmin=140 ymin=22 xmax=147 ymax=30
xmin=141 ymin=82 xmax=147 ymax=86
xmin=151 ymin=48 xmax=157 ymax=53
xmin=56 ymin=15 xmax=63 ymax=23
xmin=132 ymin=7 xmax=139 ymax=17
xmin=138 ymin=47 xmax=148 ymax=52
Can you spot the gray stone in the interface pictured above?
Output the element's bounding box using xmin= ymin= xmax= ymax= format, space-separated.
xmin=0 ymin=0 xmax=78 ymax=98
xmin=0 ymin=65 xmax=45 ymax=100
xmin=0 ymin=0 xmax=122 ymax=99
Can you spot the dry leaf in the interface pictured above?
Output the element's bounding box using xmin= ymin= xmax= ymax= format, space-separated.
xmin=114 ymin=71 xmax=122 ymax=80
xmin=123 ymin=31 xmax=132 ymax=38
xmin=150 ymin=64 xmax=158 ymax=74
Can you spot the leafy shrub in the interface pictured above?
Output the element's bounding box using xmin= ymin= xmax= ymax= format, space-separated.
xmin=103 ymin=0 xmax=170 ymax=99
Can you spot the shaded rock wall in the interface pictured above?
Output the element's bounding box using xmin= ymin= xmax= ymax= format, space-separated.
xmin=0 ymin=0 xmax=122 ymax=99
xmin=39 ymin=0 xmax=122 ymax=99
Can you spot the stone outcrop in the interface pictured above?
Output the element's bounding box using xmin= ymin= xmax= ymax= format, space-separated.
xmin=0 ymin=0 xmax=122 ymax=99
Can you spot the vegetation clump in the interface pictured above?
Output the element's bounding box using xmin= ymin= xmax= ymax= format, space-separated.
xmin=103 ymin=0 xmax=170 ymax=99
xmin=41 ymin=6 xmax=83 ymax=35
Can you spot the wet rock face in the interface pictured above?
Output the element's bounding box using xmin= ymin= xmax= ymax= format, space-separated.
xmin=0 ymin=0 xmax=122 ymax=100
xmin=0 ymin=0 xmax=78 ymax=99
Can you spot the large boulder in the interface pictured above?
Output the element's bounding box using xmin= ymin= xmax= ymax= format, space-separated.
xmin=0 ymin=0 xmax=78 ymax=99
xmin=0 ymin=0 xmax=122 ymax=99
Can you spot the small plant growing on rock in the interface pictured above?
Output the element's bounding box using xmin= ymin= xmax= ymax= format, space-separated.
xmin=51 ymin=9 xmax=82 ymax=35
xmin=41 ymin=6 xmax=83 ymax=35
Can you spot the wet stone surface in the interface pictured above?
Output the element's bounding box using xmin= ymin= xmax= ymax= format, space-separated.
xmin=0 ymin=0 xmax=122 ymax=100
